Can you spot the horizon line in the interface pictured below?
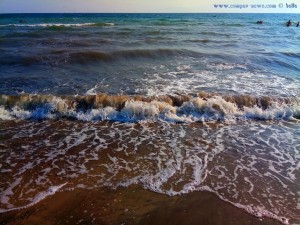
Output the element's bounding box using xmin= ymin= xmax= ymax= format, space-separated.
xmin=1 ymin=12 xmax=299 ymax=14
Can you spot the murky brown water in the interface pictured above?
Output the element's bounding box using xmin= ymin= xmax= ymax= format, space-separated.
xmin=0 ymin=119 xmax=299 ymax=224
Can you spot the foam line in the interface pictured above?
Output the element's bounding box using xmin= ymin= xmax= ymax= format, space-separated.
xmin=0 ymin=183 xmax=67 ymax=213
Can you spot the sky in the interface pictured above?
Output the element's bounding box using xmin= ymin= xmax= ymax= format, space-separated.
xmin=0 ymin=0 xmax=299 ymax=13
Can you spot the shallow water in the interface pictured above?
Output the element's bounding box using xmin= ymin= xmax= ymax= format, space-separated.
xmin=0 ymin=120 xmax=300 ymax=223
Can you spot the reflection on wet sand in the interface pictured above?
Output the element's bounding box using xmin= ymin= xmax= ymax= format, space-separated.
xmin=0 ymin=185 xmax=282 ymax=225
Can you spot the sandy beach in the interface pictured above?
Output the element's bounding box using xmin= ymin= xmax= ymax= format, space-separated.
xmin=0 ymin=185 xmax=282 ymax=225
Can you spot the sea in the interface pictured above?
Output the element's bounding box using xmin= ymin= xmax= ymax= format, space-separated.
xmin=0 ymin=13 xmax=299 ymax=224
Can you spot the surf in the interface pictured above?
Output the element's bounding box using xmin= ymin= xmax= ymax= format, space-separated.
xmin=0 ymin=93 xmax=299 ymax=122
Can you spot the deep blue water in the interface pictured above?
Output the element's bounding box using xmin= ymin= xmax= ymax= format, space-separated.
xmin=0 ymin=13 xmax=300 ymax=96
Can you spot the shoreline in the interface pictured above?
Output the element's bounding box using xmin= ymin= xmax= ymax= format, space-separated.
xmin=1 ymin=13 xmax=299 ymax=225
xmin=0 ymin=185 xmax=282 ymax=225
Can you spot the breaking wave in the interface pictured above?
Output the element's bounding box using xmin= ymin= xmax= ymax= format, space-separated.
xmin=0 ymin=22 xmax=115 ymax=27
xmin=0 ymin=93 xmax=299 ymax=122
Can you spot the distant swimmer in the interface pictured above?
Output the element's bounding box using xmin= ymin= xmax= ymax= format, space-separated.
xmin=297 ymin=22 xmax=299 ymax=27
xmin=256 ymin=20 xmax=263 ymax=24
xmin=287 ymin=20 xmax=292 ymax=27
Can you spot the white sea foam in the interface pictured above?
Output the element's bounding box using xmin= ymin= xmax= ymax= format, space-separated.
xmin=233 ymin=203 xmax=289 ymax=224
xmin=0 ymin=183 xmax=67 ymax=213
xmin=0 ymin=23 xmax=114 ymax=27
xmin=0 ymin=96 xmax=299 ymax=122
xmin=0 ymin=106 xmax=12 ymax=120
xmin=136 ymin=63 xmax=300 ymax=98
xmin=208 ymin=62 xmax=248 ymax=70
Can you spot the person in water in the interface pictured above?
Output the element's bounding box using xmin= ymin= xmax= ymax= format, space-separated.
xmin=287 ymin=20 xmax=292 ymax=27
xmin=256 ymin=20 xmax=263 ymax=24
xmin=297 ymin=22 xmax=299 ymax=27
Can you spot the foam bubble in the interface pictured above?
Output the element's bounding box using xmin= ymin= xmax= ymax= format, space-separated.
xmin=0 ymin=183 xmax=67 ymax=213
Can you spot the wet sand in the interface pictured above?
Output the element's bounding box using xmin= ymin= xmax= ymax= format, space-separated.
xmin=0 ymin=185 xmax=282 ymax=225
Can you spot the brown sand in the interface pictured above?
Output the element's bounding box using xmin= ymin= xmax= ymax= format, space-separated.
xmin=0 ymin=185 xmax=281 ymax=225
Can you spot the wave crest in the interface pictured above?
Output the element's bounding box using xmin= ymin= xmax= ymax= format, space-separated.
xmin=4 ymin=49 xmax=203 ymax=66
xmin=0 ymin=23 xmax=115 ymax=27
xmin=0 ymin=93 xmax=299 ymax=122
xmin=69 ymin=49 xmax=201 ymax=64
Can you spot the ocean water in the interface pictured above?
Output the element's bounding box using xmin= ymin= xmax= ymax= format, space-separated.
xmin=0 ymin=13 xmax=300 ymax=224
